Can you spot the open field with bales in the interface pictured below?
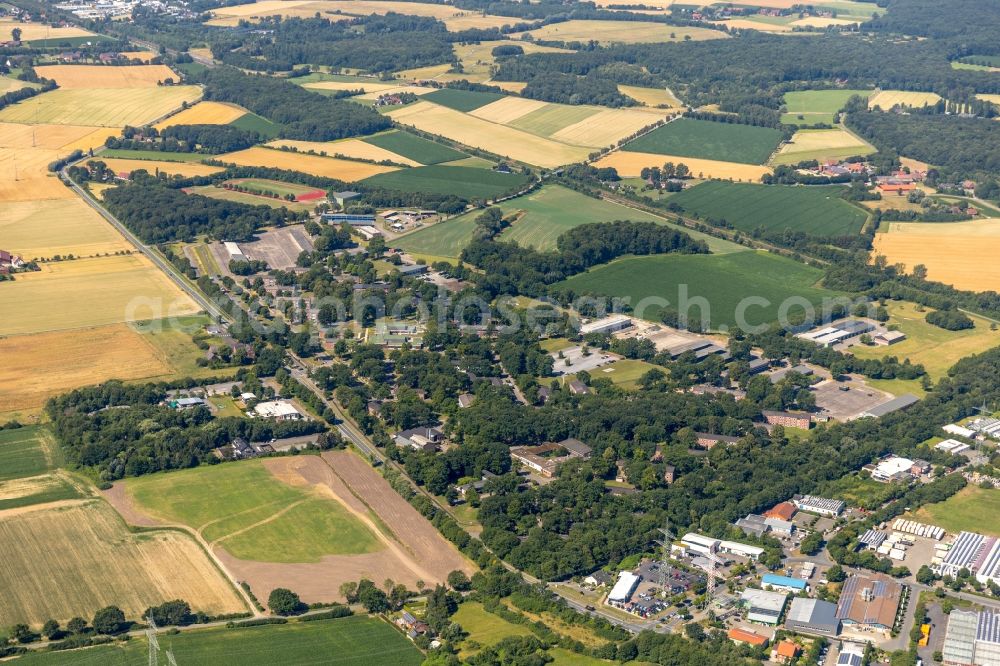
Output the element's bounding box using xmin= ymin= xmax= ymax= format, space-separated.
xmin=868 ymin=90 xmax=942 ymax=110
xmin=908 ymin=486 xmax=1000 ymax=537
xmin=361 ymin=164 xmax=529 ymax=199
xmin=14 ymin=616 xmax=423 ymax=666
xmin=555 ymin=251 xmax=837 ymax=330
xmin=668 ymin=181 xmax=869 ymax=237
xmin=33 ymin=64 xmax=179 ymax=88
xmin=511 ymin=19 xmax=727 ymax=44
xmin=772 ymin=127 xmax=875 ymax=164
xmin=217 ymin=146 xmax=397 ymax=180
xmin=624 ymin=118 xmax=783 ymax=164
xmin=266 ymin=138 xmax=420 ymax=166
xmin=593 ymin=151 xmax=771 ymax=181
xmin=781 ymin=89 xmax=871 ymax=125
xmin=0 ymin=86 xmax=201 ymax=127
xmin=91 ymin=156 xmax=224 ymax=178
xmin=363 ymin=129 xmax=468 ymax=165
xmin=849 ymin=301 xmax=1000 ymax=379
xmin=0 ymin=20 xmax=94 ymax=42
xmin=872 ymin=219 xmax=1000 ymax=292
xmin=154 ymin=101 xmax=249 ymax=129
xmin=0 ymin=499 xmax=246 ymax=627
xmin=387 ymin=101 xmax=592 ymax=167
xmin=124 ymin=460 xmax=382 ymax=564
xmin=0 ymin=254 xmax=199 ymax=336
xmin=1 ymin=198 xmax=132 ymax=259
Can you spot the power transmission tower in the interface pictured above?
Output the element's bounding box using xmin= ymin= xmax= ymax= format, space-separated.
xmin=655 ymin=522 xmax=674 ymax=597
xmin=166 ymin=647 xmax=178 ymax=666
xmin=146 ymin=614 xmax=159 ymax=666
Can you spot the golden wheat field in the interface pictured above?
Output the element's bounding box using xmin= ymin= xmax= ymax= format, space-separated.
xmin=469 ymin=97 xmax=549 ymax=124
xmin=0 ymin=500 xmax=246 ymax=627
xmin=594 ymin=150 xmax=772 ymax=181
xmin=0 ymin=86 xmax=201 ymax=127
xmin=94 ymin=157 xmax=224 ymax=178
xmin=206 ymin=0 xmax=465 ymax=25
xmin=388 ymin=101 xmax=592 ymax=168
xmin=218 ymin=146 xmax=399 ymax=180
xmin=869 ymin=90 xmax=942 ymax=110
xmin=266 ymin=138 xmax=420 ymax=166
xmin=0 ymin=254 xmax=199 ymax=336
xmin=33 ymin=65 xmax=179 ymax=89
xmin=0 ymin=176 xmax=72 ymax=203
xmin=512 ymin=19 xmax=726 ymax=44
xmin=491 ymin=81 xmax=528 ymax=93
xmin=0 ymin=324 xmax=174 ymax=414
xmin=0 ymin=20 xmax=93 ymax=41
xmin=790 ymin=16 xmax=861 ymax=27
xmin=442 ymin=13 xmax=523 ymax=31
xmin=772 ymin=127 xmax=875 ymax=164
xmin=0 ymin=75 xmax=36 ymax=95
xmin=711 ymin=18 xmax=792 ymax=32
xmin=0 ymin=146 xmax=62 ymax=178
xmin=154 ymin=101 xmax=248 ymax=129
xmin=0 ymin=198 xmax=131 ymax=259
xmin=552 ymin=107 xmax=669 ymax=147
xmin=873 ymin=219 xmax=1000 ymax=292
xmin=618 ymin=84 xmax=684 ymax=108
xmin=118 ymin=50 xmax=158 ymax=62
xmin=0 ymin=121 xmax=108 ymax=150
xmin=301 ymin=80 xmax=398 ymax=94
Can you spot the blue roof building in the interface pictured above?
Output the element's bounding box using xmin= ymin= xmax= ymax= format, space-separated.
xmin=761 ymin=573 xmax=808 ymax=593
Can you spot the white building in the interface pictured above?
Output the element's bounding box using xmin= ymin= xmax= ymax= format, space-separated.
xmin=871 ymin=456 xmax=915 ymax=482
xmin=579 ymin=315 xmax=633 ymax=336
xmin=253 ymin=400 xmax=302 ymax=421
xmin=943 ymin=423 xmax=976 ymax=439
xmin=607 ymin=571 xmax=640 ymax=604
xmin=681 ymin=533 xmax=720 ymax=556
xmin=719 ymin=540 xmax=765 ymax=561
xmin=936 ymin=439 xmax=971 ymax=455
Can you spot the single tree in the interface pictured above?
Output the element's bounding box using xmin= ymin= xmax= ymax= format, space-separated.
xmin=268 ymin=588 xmax=305 ymax=616
xmin=93 ymin=606 xmax=127 ymax=635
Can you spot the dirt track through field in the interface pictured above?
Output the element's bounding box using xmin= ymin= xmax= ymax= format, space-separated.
xmin=214 ymin=454 xmax=475 ymax=605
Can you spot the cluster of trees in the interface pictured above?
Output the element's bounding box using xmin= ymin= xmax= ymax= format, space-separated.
xmin=197 ymin=68 xmax=391 ymax=142
xmin=461 ymin=220 xmax=708 ymax=298
xmin=102 ymin=176 xmax=305 ymax=243
xmin=520 ymin=71 xmax=635 ymax=107
xmin=925 ymin=308 xmax=974 ymax=331
xmin=105 ymin=124 xmax=261 ymax=154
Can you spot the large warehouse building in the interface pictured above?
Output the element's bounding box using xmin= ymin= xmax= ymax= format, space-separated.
xmin=936 ymin=531 xmax=1000 ymax=586
xmin=741 ymin=588 xmax=788 ymax=625
xmin=836 ymin=573 xmax=903 ymax=635
xmin=785 ymin=597 xmax=840 ymax=637
xmin=942 ymin=609 xmax=1000 ymax=665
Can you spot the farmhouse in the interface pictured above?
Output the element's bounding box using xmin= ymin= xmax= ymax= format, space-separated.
xmin=764 ymin=502 xmax=797 ymax=522
xmin=510 ymin=438 xmax=592 ymax=477
xmin=836 ymin=573 xmax=903 ymax=635
xmin=252 ymin=400 xmax=302 ymax=421
xmin=876 ymin=182 xmax=916 ymax=195
xmin=394 ymin=426 xmax=444 ymax=453
xmin=762 ymin=410 xmax=812 ymax=429
xmin=0 ymin=250 xmax=24 ymax=271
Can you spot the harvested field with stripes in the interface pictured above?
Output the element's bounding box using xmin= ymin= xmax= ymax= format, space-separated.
xmin=266 ymin=138 xmax=420 ymax=166
xmin=92 ymin=157 xmax=224 ymax=178
xmin=217 ymin=146 xmax=398 ymax=180
xmin=154 ymin=101 xmax=248 ymax=129
xmin=618 ymin=84 xmax=684 ymax=108
xmin=773 ymin=128 xmax=875 ymax=164
xmin=869 ymin=90 xmax=942 ymax=110
xmin=593 ymin=151 xmax=771 ymax=181
xmin=1 ymin=198 xmax=131 ymax=259
xmin=0 ymin=86 xmax=201 ymax=127
xmin=33 ymin=64 xmax=179 ymax=89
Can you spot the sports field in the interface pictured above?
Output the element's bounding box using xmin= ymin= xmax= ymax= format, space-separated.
xmin=623 ymin=118 xmax=784 ymax=164
xmin=0 ymin=254 xmax=199 ymax=336
xmin=909 ymin=486 xmax=1000 ymax=537
xmin=772 ymin=127 xmax=875 ymax=165
xmin=218 ymin=146 xmax=398 ymax=180
xmin=555 ymin=251 xmax=837 ymax=330
xmin=125 ymin=461 xmax=382 ymax=563
xmin=154 ymin=101 xmax=248 ymax=129
xmin=361 ymin=164 xmax=528 ymax=199
xmin=618 ymin=84 xmax=684 ymax=108
xmin=668 ymin=181 xmax=868 ymax=237
xmin=0 ymin=499 xmax=245 ymax=627
xmin=363 ymin=130 xmax=468 ymax=165
xmin=849 ymin=301 xmax=1000 ymax=379
xmin=0 ymin=426 xmax=58 ymax=482
xmin=781 ymin=89 xmax=871 ymax=125
xmin=512 ymin=19 xmax=726 ymax=44
xmin=33 ymin=64 xmax=178 ymax=89
xmin=266 ymin=138 xmax=420 ymax=166
xmin=0 ymin=198 xmax=131 ymax=259
xmin=873 ymin=219 xmax=1000 ymax=292
xmin=868 ymin=90 xmax=942 ymax=110
xmin=0 ymin=86 xmax=201 ymax=127
xmin=594 ymin=151 xmax=771 ymax=181
xmin=15 ymin=616 xmax=423 ymax=666
xmin=387 ymin=101 xmax=592 ymax=167
xmin=424 ymin=87 xmax=507 ymax=112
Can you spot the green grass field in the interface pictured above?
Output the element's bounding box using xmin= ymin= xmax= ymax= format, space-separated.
xmin=361 ymin=164 xmax=528 ymax=199
xmin=781 ymin=89 xmax=871 ymax=125
xmin=396 ymin=185 xmax=743 ymax=258
xmin=555 ymin=251 xmax=837 ymax=330
xmin=850 ymin=301 xmax=1000 ymax=379
xmin=669 ymin=181 xmax=868 ymax=237
xmin=0 ymin=426 xmax=57 ymax=482
xmin=454 ymin=601 xmax=533 ymax=657
xmin=423 ymin=88 xmax=506 ymax=112
xmin=99 ymin=149 xmax=210 ymax=162
xmin=588 ymin=359 xmax=661 ymax=390
xmin=125 ymin=460 xmax=382 ymax=563
xmin=814 ymin=473 xmax=900 ymax=510
xmin=623 ymin=118 xmax=784 ymax=165
xmin=227 ymin=178 xmax=319 ymax=197
xmin=509 ymin=104 xmax=600 ymax=137
xmin=911 ymin=486 xmax=1000 ymax=537
xmin=230 ymin=112 xmax=281 ymax=138
xmin=16 ymin=616 xmax=423 ymax=666
xmin=363 ymin=130 xmax=468 ymax=165
xmin=186 ymin=185 xmax=314 ymax=211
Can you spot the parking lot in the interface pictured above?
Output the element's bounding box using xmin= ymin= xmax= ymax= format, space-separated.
xmin=243 ymin=225 xmax=315 ymax=270
xmin=551 ymin=345 xmax=620 ymax=375
xmin=812 ymin=378 xmax=893 ymax=421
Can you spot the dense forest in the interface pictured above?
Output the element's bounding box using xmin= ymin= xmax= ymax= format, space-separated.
xmin=196 ymin=68 xmax=391 ymax=141
xmin=106 ymin=124 xmax=261 ymax=154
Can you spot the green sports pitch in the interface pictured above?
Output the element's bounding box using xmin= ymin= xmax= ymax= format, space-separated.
xmin=669 ymin=181 xmax=868 ymax=237
xmin=555 ymin=251 xmax=839 ymax=330
xmin=622 ymin=118 xmax=784 ymax=165
xmin=15 ymin=616 xmax=423 ymax=666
